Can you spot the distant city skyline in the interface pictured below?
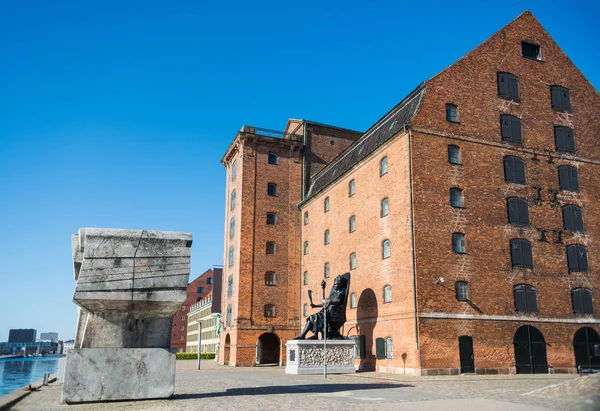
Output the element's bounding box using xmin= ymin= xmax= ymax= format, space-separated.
xmin=1 ymin=0 xmax=598 ymax=341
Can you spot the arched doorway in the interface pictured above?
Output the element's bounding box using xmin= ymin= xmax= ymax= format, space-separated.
xmin=573 ymin=327 xmax=600 ymax=370
xmin=513 ymin=325 xmax=548 ymax=374
xmin=256 ymin=333 xmax=280 ymax=365
xmin=224 ymin=334 xmax=231 ymax=365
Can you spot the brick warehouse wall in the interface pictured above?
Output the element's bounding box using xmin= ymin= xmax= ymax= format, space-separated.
xmin=170 ymin=269 xmax=213 ymax=352
xmin=300 ymin=132 xmax=420 ymax=373
xmin=407 ymin=11 xmax=600 ymax=373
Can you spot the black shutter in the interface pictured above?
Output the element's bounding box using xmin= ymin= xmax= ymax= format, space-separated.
xmin=525 ymin=286 xmax=538 ymax=312
xmin=511 ymin=240 xmax=522 ymax=267
xmin=578 ymin=246 xmax=588 ymax=272
xmin=582 ymin=290 xmax=593 ymax=314
xmin=514 ymin=285 xmax=527 ymax=311
xmin=375 ymin=337 xmax=385 ymax=359
xmin=572 ymin=289 xmax=583 ymax=314
xmin=515 ymin=158 xmax=526 ymax=184
xmin=558 ymin=166 xmax=570 ymax=190
xmin=501 ymin=115 xmax=512 ymax=141
xmin=504 ymin=157 xmax=515 ymax=182
xmin=564 ymin=128 xmax=575 ymax=152
xmin=573 ymin=207 xmax=584 ymax=232
xmin=508 ymin=74 xmax=519 ymax=99
xmin=498 ymin=73 xmax=509 ymax=97
xmin=511 ymin=117 xmax=522 ymax=143
xmin=518 ymin=199 xmax=530 ymax=226
xmin=555 ymin=127 xmax=565 ymax=152
xmin=551 ymin=86 xmax=562 ymax=110
xmin=562 ymin=88 xmax=571 ymax=110
xmin=569 ymin=167 xmax=579 ymax=191
xmin=507 ymin=198 xmax=519 ymax=225
xmin=563 ymin=205 xmax=574 ymax=230
xmin=567 ymin=245 xmax=579 ymax=272
xmin=521 ymin=240 xmax=533 ymax=268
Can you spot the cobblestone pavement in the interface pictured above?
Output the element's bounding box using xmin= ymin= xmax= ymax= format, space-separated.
xmin=12 ymin=360 xmax=599 ymax=411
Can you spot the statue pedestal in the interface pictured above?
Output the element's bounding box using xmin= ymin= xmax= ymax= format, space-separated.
xmin=285 ymin=340 xmax=356 ymax=375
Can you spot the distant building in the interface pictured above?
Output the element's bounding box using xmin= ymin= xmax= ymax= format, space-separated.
xmin=8 ymin=329 xmax=36 ymax=343
xmin=170 ymin=269 xmax=214 ymax=352
xmin=63 ymin=339 xmax=75 ymax=352
xmin=0 ymin=341 xmax=59 ymax=355
xmin=39 ymin=332 xmax=59 ymax=341
xmin=186 ymin=293 xmax=220 ymax=355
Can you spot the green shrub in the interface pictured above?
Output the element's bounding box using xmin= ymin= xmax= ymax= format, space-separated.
xmin=175 ymin=352 xmax=216 ymax=360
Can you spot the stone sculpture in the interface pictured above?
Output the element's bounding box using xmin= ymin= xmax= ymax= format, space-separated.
xmin=295 ymin=273 xmax=350 ymax=340
xmin=61 ymin=228 xmax=192 ymax=403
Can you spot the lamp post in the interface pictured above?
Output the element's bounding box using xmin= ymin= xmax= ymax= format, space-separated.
xmin=196 ymin=320 xmax=202 ymax=370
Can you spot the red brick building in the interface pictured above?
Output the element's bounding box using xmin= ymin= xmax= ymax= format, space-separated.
xmin=170 ymin=268 xmax=213 ymax=352
xmin=221 ymin=11 xmax=600 ymax=373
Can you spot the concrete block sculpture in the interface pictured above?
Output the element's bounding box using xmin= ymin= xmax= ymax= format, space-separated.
xmin=62 ymin=228 xmax=192 ymax=403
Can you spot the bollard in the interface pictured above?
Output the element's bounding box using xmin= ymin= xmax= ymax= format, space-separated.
xmin=43 ymin=372 xmax=49 ymax=386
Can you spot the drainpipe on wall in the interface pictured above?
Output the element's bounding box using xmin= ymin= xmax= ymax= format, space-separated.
xmin=407 ymin=126 xmax=419 ymax=351
xmin=298 ymin=121 xmax=308 ymax=334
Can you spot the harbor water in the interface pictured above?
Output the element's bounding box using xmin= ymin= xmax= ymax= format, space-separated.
xmin=0 ymin=357 xmax=62 ymax=397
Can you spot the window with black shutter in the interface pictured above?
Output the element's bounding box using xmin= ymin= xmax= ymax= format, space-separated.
xmin=558 ymin=166 xmax=579 ymax=192
xmin=572 ymin=288 xmax=593 ymax=315
xmin=562 ymin=205 xmax=584 ymax=232
xmin=567 ymin=244 xmax=588 ymax=273
xmin=500 ymin=115 xmax=523 ymax=143
xmin=554 ymin=126 xmax=575 ymax=153
xmin=446 ymin=104 xmax=458 ymax=123
xmin=504 ymin=156 xmax=526 ymax=184
xmin=514 ymin=284 xmax=538 ymax=312
xmin=507 ymin=197 xmax=530 ymax=226
xmin=551 ymin=86 xmax=571 ymax=111
xmin=375 ymin=337 xmax=386 ymax=359
xmin=522 ymin=41 xmax=541 ymax=60
xmin=510 ymin=239 xmax=533 ymax=268
xmin=498 ymin=72 xmax=520 ymax=99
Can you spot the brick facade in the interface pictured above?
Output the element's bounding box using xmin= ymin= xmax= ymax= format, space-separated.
xmin=170 ymin=269 xmax=213 ymax=352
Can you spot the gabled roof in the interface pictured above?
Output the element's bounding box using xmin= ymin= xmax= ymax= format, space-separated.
xmin=303 ymin=83 xmax=426 ymax=202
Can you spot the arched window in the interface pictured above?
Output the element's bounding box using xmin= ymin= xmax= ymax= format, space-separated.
xmin=324 ymin=263 xmax=330 ymax=278
xmin=227 ymin=275 xmax=233 ymax=296
xmin=268 ymin=152 xmax=278 ymax=165
xmin=349 ymin=215 xmax=356 ymax=233
xmin=380 ymin=157 xmax=388 ymax=176
xmin=349 ymin=179 xmax=355 ymax=197
xmin=446 ymin=104 xmax=458 ymax=122
xmin=503 ymin=156 xmax=526 ymax=184
xmin=500 ymin=114 xmax=522 ymax=143
xmin=229 ymin=217 xmax=235 ymax=239
xmin=571 ymin=288 xmax=593 ymax=315
xmin=324 ymin=229 xmax=330 ymax=245
xmin=507 ymin=197 xmax=530 ymax=226
xmin=383 ymin=285 xmax=392 ymax=303
xmin=226 ymin=305 xmax=232 ymax=325
xmin=303 ymin=241 xmax=309 ymax=255
xmin=231 ymin=159 xmax=238 ymax=181
xmin=567 ymin=245 xmax=588 ymax=273
xmin=558 ymin=166 xmax=579 ymax=192
xmin=324 ymin=197 xmax=330 ymax=212
xmin=554 ymin=126 xmax=575 ymax=153
xmin=266 ymin=242 xmax=276 ymax=255
xmin=452 ymin=233 xmax=466 ymax=254
xmin=382 ymin=239 xmax=390 ymax=259
xmin=304 ymin=211 xmax=309 ymax=225
xmin=265 ymin=271 xmax=276 ymax=286
xmin=510 ymin=239 xmax=533 ymax=268
xmin=228 ymin=246 xmax=234 ymax=267
xmin=381 ymin=198 xmax=389 ymax=217
xmin=455 ymin=281 xmax=468 ymax=301
xmin=450 ymin=188 xmax=463 ymax=208
xmin=303 ymin=271 xmax=308 ymax=285
xmin=230 ymin=189 xmax=236 ymax=210
xmin=350 ymin=293 xmax=357 ymax=308
xmin=349 ymin=253 xmax=357 ymax=270
xmin=264 ymin=304 xmax=275 ymax=318
xmin=448 ymin=145 xmax=461 ymax=164
xmin=514 ymin=284 xmax=537 ymax=312
xmin=562 ymin=205 xmax=584 ymax=232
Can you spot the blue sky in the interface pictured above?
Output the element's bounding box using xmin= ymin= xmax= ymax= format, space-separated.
xmin=0 ymin=1 xmax=598 ymax=341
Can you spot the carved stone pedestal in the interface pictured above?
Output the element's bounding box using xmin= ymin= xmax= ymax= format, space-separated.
xmin=285 ymin=340 xmax=355 ymax=375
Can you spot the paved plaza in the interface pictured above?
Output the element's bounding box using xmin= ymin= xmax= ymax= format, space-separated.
xmin=12 ymin=360 xmax=600 ymax=410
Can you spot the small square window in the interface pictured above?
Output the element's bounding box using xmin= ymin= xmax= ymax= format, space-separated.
xmin=266 ymin=242 xmax=276 ymax=255
xmin=197 ymin=287 xmax=204 ymax=293
xmin=207 ymin=278 xmax=212 ymax=284
xmin=522 ymin=41 xmax=541 ymax=60
xmin=267 ymin=183 xmax=277 ymax=196
xmin=268 ymin=152 xmax=278 ymax=165
xmin=446 ymin=104 xmax=458 ymax=123
xmin=266 ymin=212 xmax=277 ymax=225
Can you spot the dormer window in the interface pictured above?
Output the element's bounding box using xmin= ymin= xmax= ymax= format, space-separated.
xmin=522 ymin=41 xmax=541 ymax=60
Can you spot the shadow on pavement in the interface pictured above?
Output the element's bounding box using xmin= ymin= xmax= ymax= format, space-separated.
xmin=173 ymin=383 xmax=412 ymax=400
